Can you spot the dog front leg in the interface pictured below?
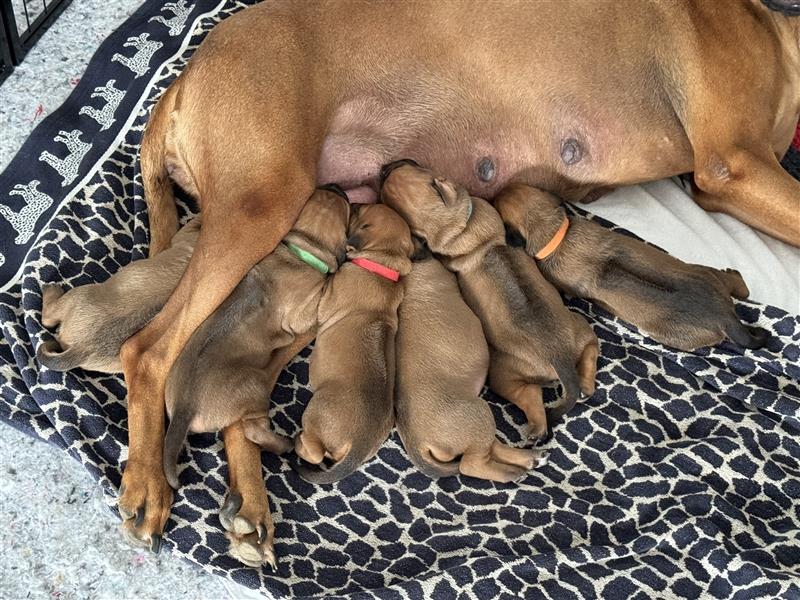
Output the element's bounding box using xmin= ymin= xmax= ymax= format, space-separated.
xmin=220 ymin=421 xmax=277 ymax=569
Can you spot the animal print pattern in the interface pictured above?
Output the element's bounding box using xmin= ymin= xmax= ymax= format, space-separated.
xmin=1 ymin=1 xmax=799 ymax=598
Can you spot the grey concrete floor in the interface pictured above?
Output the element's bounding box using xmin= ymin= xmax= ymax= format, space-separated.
xmin=0 ymin=1 xmax=239 ymax=598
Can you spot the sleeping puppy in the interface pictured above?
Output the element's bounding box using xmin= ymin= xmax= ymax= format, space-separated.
xmin=163 ymin=187 xmax=350 ymax=486
xmin=38 ymin=187 xmax=351 ymax=486
xmin=380 ymin=160 xmax=598 ymax=441
xmin=396 ymin=252 xmax=546 ymax=482
xmin=38 ymin=218 xmax=201 ymax=373
xmin=294 ymin=204 xmax=414 ymax=483
xmin=494 ymin=183 xmax=768 ymax=351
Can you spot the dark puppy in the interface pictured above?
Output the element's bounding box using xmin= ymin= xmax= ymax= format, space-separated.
xmin=494 ymin=183 xmax=768 ymax=351
xmin=382 ymin=162 xmax=598 ymax=440
xmin=294 ymin=204 xmax=414 ymax=483
xmin=396 ymin=253 xmax=546 ymax=482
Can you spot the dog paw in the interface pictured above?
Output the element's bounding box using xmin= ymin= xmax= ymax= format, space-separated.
xmin=118 ymin=463 xmax=173 ymax=553
xmin=220 ymin=490 xmax=276 ymax=570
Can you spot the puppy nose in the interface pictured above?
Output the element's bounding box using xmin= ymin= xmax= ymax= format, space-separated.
xmin=317 ymin=183 xmax=350 ymax=202
xmin=379 ymin=158 xmax=420 ymax=188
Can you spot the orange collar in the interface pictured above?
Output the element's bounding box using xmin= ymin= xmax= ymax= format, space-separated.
xmin=534 ymin=215 xmax=569 ymax=260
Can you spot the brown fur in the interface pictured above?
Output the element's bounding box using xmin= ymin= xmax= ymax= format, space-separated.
xmin=396 ymin=255 xmax=546 ymax=482
xmin=381 ymin=163 xmax=598 ymax=440
xmin=494 ymin=184 xmax=769 ymax=351
xmin=40 ymin=189 xmax=349 ymax=563
xmin=119 ymin=0 xmax=800 ymax=547
xmin=294 ymin=204 xmax=413 ymax=483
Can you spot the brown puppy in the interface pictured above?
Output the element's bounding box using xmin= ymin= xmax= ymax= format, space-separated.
xmin=381 ymin=161 xmax=598 ymax=440
xmin=39 ymin=187 xmax=349 ymax=565
xmin=494 ymin=183 xmax=769 ymax=352
xmin=396 ymin=253 xmax=546 ymax=482
xmin=121 ymin=1 xmax=800 ymax=546
xmin=294 ymin=204 xmax=413 ymax=483
xmin=38 ymin=218 xmax=201 ymax=373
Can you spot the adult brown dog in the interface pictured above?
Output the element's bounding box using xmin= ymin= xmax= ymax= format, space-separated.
xmin=494 ymin=183 xmax=768 ymax=351
xmin=121 ymin=0 xmax=800 ymax=546
xmin=293 ymin=204 xmax=413 ymax=483
xmin=396 ymin=254 xmax=546 ymax=483
xmin=381 ymin=161 xmax=598 ymax=441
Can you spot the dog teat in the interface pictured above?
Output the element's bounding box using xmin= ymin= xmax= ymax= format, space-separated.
xmin=560 ymin=138 xmax=583 ymax=165
xmin=476 ymin=157 xmax=496 ymax=182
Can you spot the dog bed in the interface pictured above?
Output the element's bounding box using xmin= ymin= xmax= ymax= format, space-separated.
xmin=1 ymin=1 xmax=799 ymax=598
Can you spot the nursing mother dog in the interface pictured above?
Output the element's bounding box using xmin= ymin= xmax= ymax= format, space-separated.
xmin=120 ymin=0 xmax=800 ymax=549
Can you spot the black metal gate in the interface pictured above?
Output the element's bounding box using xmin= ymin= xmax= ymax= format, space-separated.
xmin=0 ymin=0 xmax=73 ymax=83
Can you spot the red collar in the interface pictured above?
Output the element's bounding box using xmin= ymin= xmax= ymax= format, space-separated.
xmin=351 ymin=257 xmax=400 ymax=282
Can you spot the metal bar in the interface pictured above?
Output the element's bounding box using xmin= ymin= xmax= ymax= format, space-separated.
xmin=0 ymin=0 xmax=22 ymax=64
xmin=13 ymin=0 xmax=71 ymax=63
xmin=0 ymin=3 xmax=13 ymax=83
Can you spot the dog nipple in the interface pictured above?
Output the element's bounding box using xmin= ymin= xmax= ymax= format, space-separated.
xmin=476 ymin=156 xmax=496 ymax=182
xmin=560 ymin=138 xmax=583 ymax=165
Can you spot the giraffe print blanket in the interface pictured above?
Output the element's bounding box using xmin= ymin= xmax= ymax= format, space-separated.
xmin=1 ymin=1 xmax=799 ymax=597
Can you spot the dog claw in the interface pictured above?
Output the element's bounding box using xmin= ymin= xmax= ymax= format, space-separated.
xmin=119 ymin=505 xmax=134 ymax=521
xmin=220 ymin=491 xmax=243 ymax=530
xmin=257 ymin=523 xmax=267 ymax=544
xmin=134 ymin=506 xmax=145 ymax=528
xmin=265 ymin=549 xmax=277 ymax=571
xmin=150 ymin=533 xmax=162 ymax=554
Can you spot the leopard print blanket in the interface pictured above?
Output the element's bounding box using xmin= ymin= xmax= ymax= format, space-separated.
xmin=1 ymin=1 xmax=799 ymax=597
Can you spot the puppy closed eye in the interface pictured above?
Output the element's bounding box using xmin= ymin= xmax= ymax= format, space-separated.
xmin=430 ymin=180 xmax=446 ymax=204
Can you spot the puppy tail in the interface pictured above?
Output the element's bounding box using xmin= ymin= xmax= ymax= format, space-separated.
xmin=547 ymin=361 xmax=583 ymax=425
xmin=141 ymin=80 xmax=180 ymax=257
xmin=40 ymin=284 xmax=65 ymax=328
xmin=163 ymin=405 xmax=194 ymax=490
xmin=404 ymin=444 xmax=460 ymax=479
xmin=725 ymin=320 xmax=769 ymax=350
xmin=36 ymin=340 xmax=86 ymax=372
xmin=291 ymin=443 xmax=371 ymax=485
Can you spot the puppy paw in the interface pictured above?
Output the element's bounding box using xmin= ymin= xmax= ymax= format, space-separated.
xmin=220 ymin=490 xmax=276 ymax=570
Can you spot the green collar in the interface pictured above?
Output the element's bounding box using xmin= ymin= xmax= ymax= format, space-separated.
xmin=283 ymin=242 xmax=329 ymax=274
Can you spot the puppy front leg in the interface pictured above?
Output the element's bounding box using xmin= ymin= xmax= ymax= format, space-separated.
xmin=221 ymin=422 xmax=277 ymax=569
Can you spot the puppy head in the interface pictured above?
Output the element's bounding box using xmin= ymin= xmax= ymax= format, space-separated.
xmin=379 ymin=161 xmax=474 ymax=252
xmin=346 ymin=204 xmax=414 ymax=274
xmin=289 ymin=186 xmax=351 ymax=271
xmin=493 ymin=183 xmax=565 ymax=256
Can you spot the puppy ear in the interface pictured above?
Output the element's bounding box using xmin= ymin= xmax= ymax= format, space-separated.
xmin=505 ymin=225 xmax=527 ymax=248
xmin=432 ymin=178 xmax=459 ymax=206
xmin=410 ymin=235 xmax=431 ymax=262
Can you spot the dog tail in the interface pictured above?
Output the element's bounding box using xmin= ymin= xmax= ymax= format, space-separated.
xmin=141 ymin=80 xmax=180 ymax=257
xmin=291 ymin=442 xmax=373 ymax=485
xmin=163 ymin=403 xmax=194 ymax=489
xmin=36 ymin=340 xmax=87 ymax=372
xmin=725 ymin=320 xmax=769 ymax=350
xmin=404 ymin=444 xmax=460 ymax=479
xmin=548 ymin=360 xmax=583 ymax=425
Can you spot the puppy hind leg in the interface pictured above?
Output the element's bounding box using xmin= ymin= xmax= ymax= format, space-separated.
xmin=294 ymin=431 xmax=325 ymax=464
xmin=489 ymin=367 xmax=547 ymax=441
xmin=459 ymin=451 xmax=530 ymax=483
xmin=489 ymin=440 xmax=546 ymax=470
xmin=243 ymin=417 xmax=293 ymax=454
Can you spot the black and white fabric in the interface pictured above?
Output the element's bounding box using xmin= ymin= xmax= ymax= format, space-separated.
xmin=1 ymin=1 xmax=799 ymax=597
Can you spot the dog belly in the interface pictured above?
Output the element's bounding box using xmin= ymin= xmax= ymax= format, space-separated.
xmin=316 ymin=94 xmax=692 ymax=203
